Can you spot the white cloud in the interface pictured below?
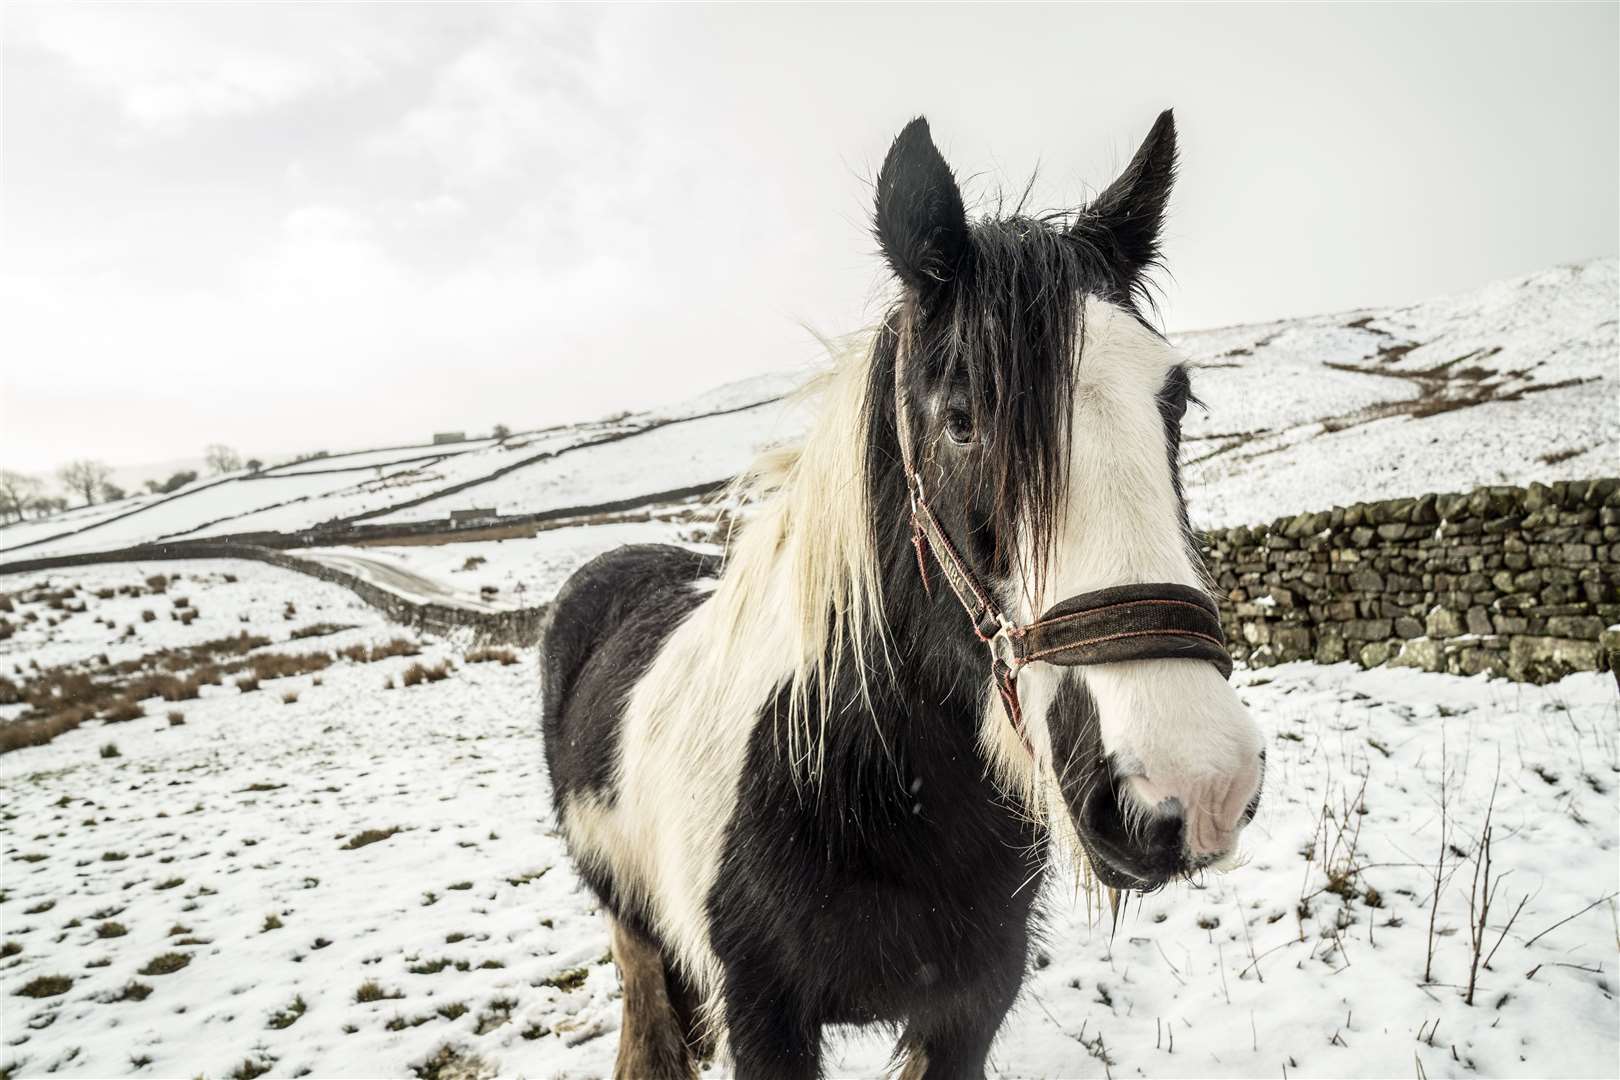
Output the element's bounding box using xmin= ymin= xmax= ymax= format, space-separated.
xmin=22 ymin=4 xmax=390 ymax=134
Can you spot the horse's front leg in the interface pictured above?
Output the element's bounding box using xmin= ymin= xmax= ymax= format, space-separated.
xmin=723 ymin=982 xmax=822 ymax=1080
xmin=896 ymin=966 xmax=1023 ymax=1080
xmin=609 ymin=915 xmax=696 ymax=1080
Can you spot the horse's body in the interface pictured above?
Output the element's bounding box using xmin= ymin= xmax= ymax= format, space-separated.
xmin=542 ymin=112 xmax=1265 ymax=1079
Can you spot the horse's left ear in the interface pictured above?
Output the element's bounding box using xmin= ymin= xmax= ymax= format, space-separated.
xmin=875 ymin=117 xmax=969 ymax=294
xmin=1077 ymin=109 xmax=1178 ymax=281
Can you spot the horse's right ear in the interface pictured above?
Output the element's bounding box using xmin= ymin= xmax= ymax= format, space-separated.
xmin=875 ymin=117 xmax=968 ymax=293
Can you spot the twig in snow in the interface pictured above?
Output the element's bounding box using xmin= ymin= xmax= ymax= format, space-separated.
xmin=1464 ymin=763 xmax=1503 ymax=1006
xmin=1424 ymin=727 xmax=1449 ymax=985
xmin=1524 ymin=891 xmax=1620 ymax=949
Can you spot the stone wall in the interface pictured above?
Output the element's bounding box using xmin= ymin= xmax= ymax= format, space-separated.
xmin=0 ymin=541 xmax=550 ymax=646
xmin=1202 ymin=478 xmax=1620 ymax=683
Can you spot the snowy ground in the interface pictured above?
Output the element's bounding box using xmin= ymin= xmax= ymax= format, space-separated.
xmin=305 ymin=519 xmax=702 ymax=612
xmin=1174 ymin=259 xmax=1618 ymax=528
xmin=370 ymin=401 xmax=807 ymax=525
xmin=3 ymin=562 xmax=1616 ymax=1079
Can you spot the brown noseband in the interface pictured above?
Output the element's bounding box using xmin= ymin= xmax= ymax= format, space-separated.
xmin=892 ymin=331 xmax=1233 ymax=754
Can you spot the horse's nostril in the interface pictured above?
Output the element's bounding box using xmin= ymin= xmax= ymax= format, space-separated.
xmin=1241 ymin=751 xmax=1267 ymax=825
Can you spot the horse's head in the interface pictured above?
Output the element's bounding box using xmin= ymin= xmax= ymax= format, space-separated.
xmin=875 ymin=113 xmax=1263 ymax=890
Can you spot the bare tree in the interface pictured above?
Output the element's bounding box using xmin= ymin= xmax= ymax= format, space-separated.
xmin=492 ymin=424 xmax=511 ymax=440
xmin=0 ymin=470 xmax=42 ymax=524
xmin=205 ymin=444 xmax=242 ymax=475
xmin=28 ymin=494 xmax=67 ymax=518
xmin=58 ymin=460 xmax=112 ymax=507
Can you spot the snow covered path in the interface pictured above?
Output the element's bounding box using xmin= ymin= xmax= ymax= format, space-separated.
xmin=2 ymin=562 xmax=1616 ymax=1079
xmin=299 ymin=551 xmax=510 ymax=614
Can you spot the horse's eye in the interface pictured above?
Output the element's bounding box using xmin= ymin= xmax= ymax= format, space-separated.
xmin=944 ymin=408 xmax=975 ymax=446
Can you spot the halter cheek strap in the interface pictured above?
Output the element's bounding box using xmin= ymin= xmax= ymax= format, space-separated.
xmin=892 ymin=319 xmax=1233 ymax=754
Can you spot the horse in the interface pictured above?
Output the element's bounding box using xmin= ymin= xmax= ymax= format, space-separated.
xmin=541 ymin=110 xmax=1265 ymax=1080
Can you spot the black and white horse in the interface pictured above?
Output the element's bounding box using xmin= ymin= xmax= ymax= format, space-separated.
xmin=541 ymin=111 xmax=1264 ymax=1079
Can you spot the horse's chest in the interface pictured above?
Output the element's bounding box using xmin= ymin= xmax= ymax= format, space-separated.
xmin=710 ymin=761 xmax=1046 ymax=1022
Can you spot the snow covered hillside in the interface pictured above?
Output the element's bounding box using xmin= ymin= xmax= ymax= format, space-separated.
xmin=1 ymin=563 xmax=1615 ymax=1079
xmin=5 ymin=260 xmax=1610 ymax=566
xmin=1176 ymin=259 xmax=1618 ymax=528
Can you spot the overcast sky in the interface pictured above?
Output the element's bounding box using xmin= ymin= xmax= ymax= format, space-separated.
xmin=3 ymin=3 xmax=1616 ymax=476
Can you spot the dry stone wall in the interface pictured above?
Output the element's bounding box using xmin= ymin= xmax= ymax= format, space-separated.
xmin=1202 ymin=478 xmax=1620 ymax=683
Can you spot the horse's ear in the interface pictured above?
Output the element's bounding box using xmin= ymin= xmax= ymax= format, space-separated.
xmin=875 ymin=117 xmax=968 ymax=293
xmin=1078 ymin=109 xmax=1177 ymax=280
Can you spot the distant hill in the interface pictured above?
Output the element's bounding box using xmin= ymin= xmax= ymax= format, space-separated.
xmin=1174 ymin=258 xmax=1615 ymax=526
xmin=4 ymin=259 xmax=1613 ymax=560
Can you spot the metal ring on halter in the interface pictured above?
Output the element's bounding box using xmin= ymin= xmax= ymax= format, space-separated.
xmin=989 ymin=625 xmax=1022 ymax=673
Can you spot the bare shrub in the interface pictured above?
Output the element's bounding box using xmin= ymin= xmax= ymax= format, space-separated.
xmin=401 ymin=661 xmax=451 ymax=687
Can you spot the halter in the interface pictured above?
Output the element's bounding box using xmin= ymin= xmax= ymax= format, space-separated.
xmin=892 ymin=326 xmax=1233 ymax=754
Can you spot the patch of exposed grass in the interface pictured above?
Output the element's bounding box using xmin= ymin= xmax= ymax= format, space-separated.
xmin=153 ymin=877 xmax=184 ymax=890
xmin=100 ymin=743 xmax=121 ymax=759
xmin=464 ymin=647 xmax=518 ymax=666
xmin=401 ymin=661 xmax=451 ymax=687
xmin=248 ymin=652 xmax=331 ymax=682
xmin=281 ymin=691 xmax=299 ymax=705
xmin=355 ymin=979 xmax=404 ymax=1003
xmin=138 ymin=952 xmax=190 ymax=976
xmin=262 ymin=914 xmax=283 ymax=932
xmin=0 ymin=942 xmax=20 ymax=959
xmin=167 ymin=711 xmax=185 ymax=726
xmin=411 ymin=1043 xmax=486 ymax=1080
xmin=107 ymin=980 xmax=152 ymax=1003
xmin=267 ymin=994 xmax=307 ymax=1030
xmin=102 ymin=698 xmax=145 ymax=724
xmin=22 ymin=900 xmax=54 ymax=915
xmin=540 ymin=966 xmax=589 ymax=992
xmin=228 ymin=1056 xmax=274 ymax=1080
xmin=474 ymin=996 xmax=518 ymax=1035
xmin=341 ymin=827 xmax=401 ymax=850
xmin=14 ymin=974 xmax=72 ymax=997
xmin=235 ymin=675 xmax=260 ymax=693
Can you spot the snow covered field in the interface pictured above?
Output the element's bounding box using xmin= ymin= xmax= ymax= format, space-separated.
xmin=1175 ymin=259 xmax=1618 ymax=528
xmin=305 ymin=519 xmax=703 ymax=612
xmin=371 ymin=400 xmax=806 ymax=525
xmin=5 ymin=261 xmax=1610 ymax=566
xmin=2 ymin=562 xmax=1616 ymax=1079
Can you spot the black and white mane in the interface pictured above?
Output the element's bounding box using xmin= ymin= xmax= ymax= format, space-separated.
xmin=541 ymin=111 xmax=1264 ymax=1079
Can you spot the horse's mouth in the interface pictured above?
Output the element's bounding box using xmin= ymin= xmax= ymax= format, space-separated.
xmin=1069 ymin=766 xmax=1189 ymax=891
xmin=1068 ymin=759 xmax=1266 ymax=892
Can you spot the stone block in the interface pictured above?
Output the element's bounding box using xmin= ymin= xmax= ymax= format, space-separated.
xmin=1508 ymin=636 xmax=1603 ymax=682
xmin=1358 ymin=640 xmax=1397 ymax=668
xmin=1426 ymin=607 xmax=1464 ymax=638
xmin=1393 ymin=616 xmax=1424 ymax=639
xmin=1545 ymin=615 xmax=1605 ymax=640
xmin=1391 ymin=637 xmax=1442 ymax=672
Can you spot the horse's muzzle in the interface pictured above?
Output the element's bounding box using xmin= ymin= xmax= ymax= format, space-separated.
xmin=1072 ymin=751 xmax=1265 ymax=890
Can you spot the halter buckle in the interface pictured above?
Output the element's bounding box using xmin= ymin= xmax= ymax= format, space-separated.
xmin=988 ymin=622 xmax=1022 ymax=674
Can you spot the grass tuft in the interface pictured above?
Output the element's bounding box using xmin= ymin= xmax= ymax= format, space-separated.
xmin=355 ymin=979 xmax=404 ymax=1003
xmin=340 ymin=827 xmax=401 ymax=850
xmin=138 ymin=952 xmax=190 ymax=976
xmin=14 ymin=974 xmax=72 ymax=997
